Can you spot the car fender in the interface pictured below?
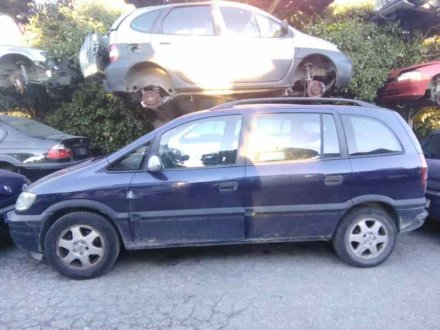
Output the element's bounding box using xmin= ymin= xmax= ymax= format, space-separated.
xmin=39 ymin=199 xmax=134 ymax=249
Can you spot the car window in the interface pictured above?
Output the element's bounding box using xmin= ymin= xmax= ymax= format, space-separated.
xmin=162 ymin=6 xmax=214 ymax=36
xmin=158 ymin=116 xmax=242 ymax=169
xmin=421 ymin=136 xmax=440 ymax=159
xmin=255 ymin=14 xmax=283 ymax=38
xmin=1 ymin=116 xmax=64 ymax=138
xmin=131 ymin=9 xmax=163 ymax=33
xmin=108 ymin=142 xmax=151 ymax=171
xmin=342 ymin=115 xmax=402 ymax=156
xmin=220 ymin=7 xmax=259 ymax=37
xmin=248 ymin=113 xmax=340 ymax=163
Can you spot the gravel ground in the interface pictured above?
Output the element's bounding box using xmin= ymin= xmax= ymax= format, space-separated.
xmin=1 ymin=220 xmax=440 ymax=330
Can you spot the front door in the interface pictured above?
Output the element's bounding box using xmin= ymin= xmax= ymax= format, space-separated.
xmin=129 ymin=115 xmax=246 ymax=247
xmin=244 ymin=112 xmax=352 ymax=240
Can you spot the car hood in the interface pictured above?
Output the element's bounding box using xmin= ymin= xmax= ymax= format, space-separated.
xmin=0 ymin=170 xmax=27 ymax=207
xmin=388 ymin=61 xmax=440 ymax=79
xmin=0 ymin=45 xmax=47 ymax=62
xmin=28 ymin=157 xmax=108 ymax=193
xmin=292 ymin=29 xmax=339 ymax=52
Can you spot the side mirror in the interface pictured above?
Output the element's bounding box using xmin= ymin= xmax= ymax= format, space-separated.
xmin=281 ymin=19 xmax=290 ymax=36
xmin=147 ymin=155 xmax=163 ymax=172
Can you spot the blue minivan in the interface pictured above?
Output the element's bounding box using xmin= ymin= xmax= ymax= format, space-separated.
xmin=7 ymin=98 xmax=428 ymax=279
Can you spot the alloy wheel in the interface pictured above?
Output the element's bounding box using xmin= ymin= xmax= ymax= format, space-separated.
xmin=348 ymin=218 xmax=389 ymax=259
xmin=56 ymin=225 xmax=105 ymax=270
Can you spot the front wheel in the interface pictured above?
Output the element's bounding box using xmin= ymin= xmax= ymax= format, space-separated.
xmin=44 ymin=212 xmax=120 ymax=279
xmin=332 ymin=207 xmax=397 ymax=267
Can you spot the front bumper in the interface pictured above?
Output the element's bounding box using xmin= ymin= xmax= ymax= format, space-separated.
xmin=5 ymin=211 xmax=43 ymax=254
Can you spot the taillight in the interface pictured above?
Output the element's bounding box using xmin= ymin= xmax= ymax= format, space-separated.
xmin=109 ymin=44 xmax=119 ymax=63
xmin=419 ymin=153 xmax=428 ymax=190
xmin=47 ymin=144 xmax=73 ymax=160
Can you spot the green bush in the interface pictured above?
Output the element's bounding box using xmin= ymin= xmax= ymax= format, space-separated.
xmin=302 ymin=13 xmax=425 ymax=102
xmin=45 ymin=80 xmax=155 ymax=155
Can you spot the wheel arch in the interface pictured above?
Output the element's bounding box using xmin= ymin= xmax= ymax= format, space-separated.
xmin=125 ymin=61 xmax=174 ymax=94
xmin=40 ymin=200 xmax=131 ymax=252
xmin=294 ymin=53 xmax=337 ymax=77
xmin=337 ymin=199 xmax=401 ymax=234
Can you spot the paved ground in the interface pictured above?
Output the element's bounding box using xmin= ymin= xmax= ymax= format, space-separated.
xmin=1 ymin=220 xmax=440 ymax=330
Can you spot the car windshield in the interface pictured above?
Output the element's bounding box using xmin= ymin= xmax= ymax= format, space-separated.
xmin=1 ymin=116 xmax=65 ymax=138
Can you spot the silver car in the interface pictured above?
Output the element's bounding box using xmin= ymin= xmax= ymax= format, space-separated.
xmin=80 ymin=1 xmax=353 ymax=110
xmin=0 ymin=45 xmax=50 ymax=94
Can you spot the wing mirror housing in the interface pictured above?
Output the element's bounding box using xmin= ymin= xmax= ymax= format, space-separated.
xmin=147 ymin=155 xmax=163 ymax=172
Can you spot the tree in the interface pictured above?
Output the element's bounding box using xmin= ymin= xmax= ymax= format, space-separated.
xmin=24 ymin=0 xmax=155 ymax=155
xmin=301 ymin=5 xmax=427 ymax=102
xmin=0 ymin=0 xmax=34 ymax=23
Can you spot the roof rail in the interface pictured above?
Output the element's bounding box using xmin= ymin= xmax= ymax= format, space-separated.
xmin=210 ymin=97 xmax=378 ymax=111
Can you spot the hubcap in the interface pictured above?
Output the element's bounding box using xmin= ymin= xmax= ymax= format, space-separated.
xmin=56 ymin=225 xmax=105 ymax=270
xmin=348 ymin=218 xmax=388 ymax=259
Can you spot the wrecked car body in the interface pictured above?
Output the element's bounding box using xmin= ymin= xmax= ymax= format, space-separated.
xmin=80 ymin=1 xmax=353 ymax=110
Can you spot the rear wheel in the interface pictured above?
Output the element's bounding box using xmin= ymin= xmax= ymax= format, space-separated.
xmin=332 ymin=207 xmax=397 ymax=267
xmin=44 ymin=212 xmax=120 ymax=279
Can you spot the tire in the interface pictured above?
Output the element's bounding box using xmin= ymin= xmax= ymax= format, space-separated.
xmin=332 ymin=207 xmax=397 ymax=267
xmin=44 ymin=212 xmax=120 ymax=279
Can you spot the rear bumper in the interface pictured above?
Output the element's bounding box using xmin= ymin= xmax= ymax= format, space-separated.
xmin=18 ymin=159 xmax=90 ymax=180
xmin=397 ymin=202 xmax=428 ymax=233
xmin=5 ymin=211 xmax=43 ymax=254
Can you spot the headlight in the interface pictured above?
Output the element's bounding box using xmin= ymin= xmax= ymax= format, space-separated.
xmin=397 ymin=71 xmax=427 ymax=81
xmin=15 ymin=192 xmax=37 ymax=211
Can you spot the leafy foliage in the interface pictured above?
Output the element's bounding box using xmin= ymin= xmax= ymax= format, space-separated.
xmin=414 ymin=107 xmax=440 ymax=139
xmin=46 ymin=80 xmax=155 ymax=155
xmin=24 ymin=0 xmax=121 ymax=64
xmin=302 ymin=6 xmax=426 ymax=102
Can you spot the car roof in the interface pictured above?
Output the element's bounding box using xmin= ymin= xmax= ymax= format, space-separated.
xmin=130 ymin=1 xmax=259 ymax=15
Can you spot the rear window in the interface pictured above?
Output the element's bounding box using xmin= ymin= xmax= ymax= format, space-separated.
xmin=342 ymin=115 xmax=402 ymax=156
xmin=131 ymin=9 xmax=162 ymax=33
xmin=248 ymin=113 xmax=340 ymax=163
xmin=1 ymin=116 xmax=64 ymax=138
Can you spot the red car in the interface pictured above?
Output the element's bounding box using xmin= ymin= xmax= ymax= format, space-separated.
xmin=378 ymin=60 xmax=440 ymax=106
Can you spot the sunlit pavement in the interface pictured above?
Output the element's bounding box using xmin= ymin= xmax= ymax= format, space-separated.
xmin=1 ymin=220 xmax=440 ymax=330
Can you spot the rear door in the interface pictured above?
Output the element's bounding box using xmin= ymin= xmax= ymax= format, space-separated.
xmin=244 ymin=111 xmax=352 ymax=240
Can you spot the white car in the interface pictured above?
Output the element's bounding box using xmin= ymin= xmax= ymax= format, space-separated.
xmin=80 ymin=1 xmax=353 ymax=110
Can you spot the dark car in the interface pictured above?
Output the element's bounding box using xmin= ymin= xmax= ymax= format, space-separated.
xmin=0 ymin=115 xmax=91 ymax=181
xmin=420 ymin=131 xmax=440 ymax=219
xmin=0 ymin=169 xmax=28 ymax=241
xmin=7 ymin=98 xmax=427 ymax=279
xmin=378 ymin=60 xmax=440 ymax=106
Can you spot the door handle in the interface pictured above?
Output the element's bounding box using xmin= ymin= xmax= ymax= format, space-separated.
xmin=159 ymin=41 xmax=171 ymax=45
xmin=217 ymin=182 xmax=239 ymax=192
xmin=325 ymin=175 xmax=343 ymax=186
